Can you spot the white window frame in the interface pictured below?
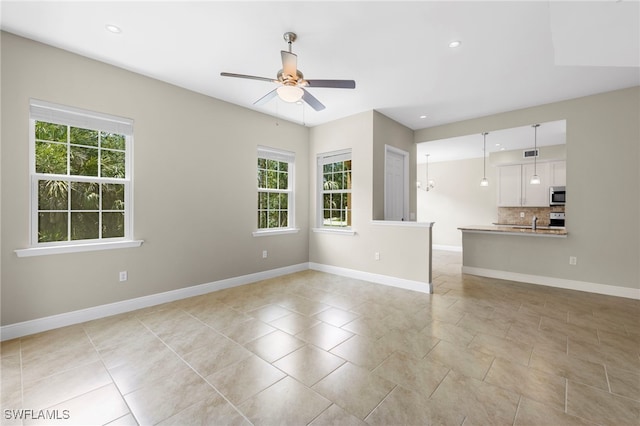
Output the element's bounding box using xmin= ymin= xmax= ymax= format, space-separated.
xmin=253 ymin=146 xmax=298 ymax=237
xmin=15 ymin=99 xmax=142 ymax=257
xmin=314 ymin=149 xmax=354 ymax=234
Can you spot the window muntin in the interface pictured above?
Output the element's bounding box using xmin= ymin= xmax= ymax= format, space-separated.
xmin=257 ymin=147 xmax=294 ymax=230
xmin=318 ymin=150 xmax=352 ymax=228
xmin=30 ymin=100 xmax=132 ymax=246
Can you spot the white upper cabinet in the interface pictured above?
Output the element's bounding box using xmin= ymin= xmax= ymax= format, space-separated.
xmin=497 ymin=165 xmax=523 ymax=207
xmin=549 ymin=160 xmax=567 ymax=186
xmin=522 ymin=162 xmax=549 ymax=206
xmin=497 ymin=161 xmax=559 ymax=207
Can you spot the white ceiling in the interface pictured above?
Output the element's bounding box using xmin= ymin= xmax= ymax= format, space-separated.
xmin=417 ymin=119 xmax=566 ymax=163
xmin=1 ymin=1 xmax=638 ymax=130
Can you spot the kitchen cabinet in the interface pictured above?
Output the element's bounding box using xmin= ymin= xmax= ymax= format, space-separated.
xmin=549 ymin=160 xmax=566 ymax=186
xmin=497 ymin=162 xmax=550 ymax=207
xmin=522 ymin=163 xmax=549 ymax=206
xmin=497 ymin=165 xmax=522 ymax=207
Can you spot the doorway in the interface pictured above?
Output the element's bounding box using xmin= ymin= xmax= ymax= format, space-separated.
xmin=384 ymin=145 xmax=409 ymax=221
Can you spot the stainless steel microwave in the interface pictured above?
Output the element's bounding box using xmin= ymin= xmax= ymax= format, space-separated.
xmin=550 ymin=186 xmax=566 ymax=205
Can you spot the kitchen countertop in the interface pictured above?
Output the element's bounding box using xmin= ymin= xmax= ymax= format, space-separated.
xmin=458 ymin=225 xmax=568 ymax=237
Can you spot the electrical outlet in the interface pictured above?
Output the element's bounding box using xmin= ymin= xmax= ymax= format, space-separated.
xmin=569 ymin=256 xmax=577 ymax=265
xmin=119 ymin=271 xmax=128 ymax=282
xmin=262 ymin=250 xmax=268 ymax=259
xmin=374 ymin=252 xmax=380 ymax=260
xmin=520 ymin=212 xmax=525 ymax=218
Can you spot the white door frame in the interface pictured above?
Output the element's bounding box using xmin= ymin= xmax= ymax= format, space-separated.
xmin=384 ymin=145 xmax=410 ymax=221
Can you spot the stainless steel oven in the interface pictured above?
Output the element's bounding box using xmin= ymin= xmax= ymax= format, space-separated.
xmin=550 ymin=186 xmax=566 ymax=206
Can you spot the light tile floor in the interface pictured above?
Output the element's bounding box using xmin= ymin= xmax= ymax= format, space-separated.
xmin=1 ymin=250 xmax=639 ymax=425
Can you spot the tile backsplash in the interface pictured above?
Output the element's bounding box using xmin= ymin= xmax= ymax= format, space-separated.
xmin=497 ymin=206 xmax=565 ymax=227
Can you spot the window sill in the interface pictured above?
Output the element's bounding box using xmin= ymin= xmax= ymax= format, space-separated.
xmin=312 ymin=227 xmax=357 ymax=236
xmin=252 ymin=228 xmax=300 ymax=237
xmin=15 ymin=240 xmax=144 ymax=258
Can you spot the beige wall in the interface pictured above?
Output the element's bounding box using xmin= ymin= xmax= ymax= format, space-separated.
xmin=372 ymin=111 xmax=417 ymax=221
xmin=417 ymin=157 xmax=498 ymax=248
xmin=1 ymin=33 xmax=310 ymax=325
xmin=309 ymin=112 xmax=431 ymax=285
xmin=415 ymin=87 xmax=640 ymax=290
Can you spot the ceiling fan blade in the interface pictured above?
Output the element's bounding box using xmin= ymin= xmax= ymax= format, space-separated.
xmin=220 ymin=72 xmax=275 ymax=83
xmin=306 ymin=79 xmax=356 ymax=89
xmin=281 ymin=51 xmax=298 ymax=78
xmin=302 ymin=88 xmax=326 ymax=111
xmin=253 ymin=88 xmax=278 ymax=106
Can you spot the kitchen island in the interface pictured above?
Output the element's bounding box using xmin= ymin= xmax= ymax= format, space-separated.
xmin=458 ymin=225 xmax=567 ymax=238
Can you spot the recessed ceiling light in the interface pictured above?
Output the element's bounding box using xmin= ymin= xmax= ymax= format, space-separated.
xmin=448 ymin=40 xmax=461 ymax=48
xmin=419 ymin=115 xmax=427 ymax=119
xmin=105 ymin=24 xmax=122 ymax=34
xmin=495 ymin=143 xmax=501 ymax=146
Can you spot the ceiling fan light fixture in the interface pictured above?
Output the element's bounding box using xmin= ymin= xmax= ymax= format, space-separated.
xmin=276 ymin=85 xmax=303 ymax=103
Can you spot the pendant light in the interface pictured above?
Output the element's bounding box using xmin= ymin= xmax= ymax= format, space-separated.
xmin=419 ymin=154 xmax=435 ymax=191
xmin=530 ymin=124 xmax=541 ymax=185
xmin=480 ymin=132 xmax=489 ymax=187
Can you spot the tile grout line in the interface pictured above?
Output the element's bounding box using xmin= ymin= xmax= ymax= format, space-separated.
xmin=82 ymin=325 xmax=139 ymax=425
xmin=481 ymin=356 xmax=496 ymax=382
xmin=136 ymin=311 xmax=255 ymax=425
xmin=427 ymin=366 xmax=451 ymax=399
xmin=603 ymin=364 xmax=612 ymax=393
xmin=511 ymin=395 xmax=523 ymax=426
xmin=564 ymin=378 xmax=568 ymax=413
xmin=362 ymin=384 xmax=398 ymax=423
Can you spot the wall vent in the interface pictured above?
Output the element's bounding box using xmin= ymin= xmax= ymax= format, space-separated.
xmin=523 ymin=149 xmax=539 ymax=158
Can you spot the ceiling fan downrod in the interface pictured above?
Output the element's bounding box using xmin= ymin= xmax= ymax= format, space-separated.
xmin=283 ymin=32 xmax=297 ymax=53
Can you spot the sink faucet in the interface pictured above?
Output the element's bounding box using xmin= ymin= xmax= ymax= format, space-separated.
xmin=532 ymin=215 xmax=538 ymax=230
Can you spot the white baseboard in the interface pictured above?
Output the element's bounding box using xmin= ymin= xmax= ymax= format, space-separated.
xmin=0 ymin=263 xmax=309 ymax=341
xmin=462 ymin=266 xmax=640 ymax=300
xmin=309 ymin=262 xmax=432 ymax=294
xmin=433 ymin=245 xmax=463 ymax=252
xmin=1 ymin=262 xmax=434 ymax=341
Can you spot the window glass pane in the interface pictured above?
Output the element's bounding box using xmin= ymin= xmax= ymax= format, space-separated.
xmin=279 ymin=161 xmax=288 ymax=172
xmin=71 ymin=182 xmax=99 ymax=210
xmin=268 ymin=211 xmax=279 ymax=228
xmin=323 ymin=193 xmax=332 ymax=210
xmin=101 ymin=150 xmax=125 ymax=178
xmin=267 ymin=159 xmax=278 ymax=171
xmin=267 ymin=170 xmax=277 ymax=188
xmin=323 ymin=163 xmax=333 ymax=173
xmin=279 ymin=193 xmax=288 ymax=209
xmin=257 ymin=158 xmax=266 ymax=169
xmin=278 ymin=171 xmax=288 ymax=190
xmin=268 ymin=193 xmax=279 ymax=210
xmin=38 ymin=212 xmax=68 ymax=242
xmin=38 ymin=180 xmax=68 ymax=210
xmin=70 ymin=145 xmax=99 ymax=176
xmin=70 ymin=127 xmax=98 ymax=147
xmin=344 ymin=160 xmax=352 ymax=171
xmin=258 ymin=192 xmax=267 ymax=209
xmin=71 ymin=212 xmax=99 ymax=240
xmin=102 ymin=212 xmax=124 ymax=238
xmin=102 ymin=183 xmax=125 ymax=210
xmin=280 ymin=211 xmax=288 ymax=227
xmin=36 ymin=142 xmax=67 ymax=174
xmin=257 ymin=169 xmax=266 ymax=189
xmin=35 ymin=121 xmax=67 ymax=142
xmin=258 ymin=211 xmax=267 ymax=229
xmin=101 ymin=132 xmax=125 ymax=150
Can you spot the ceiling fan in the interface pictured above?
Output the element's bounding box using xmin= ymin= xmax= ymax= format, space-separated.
xmin=220 ymin=32 xmax=356 ymax=111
